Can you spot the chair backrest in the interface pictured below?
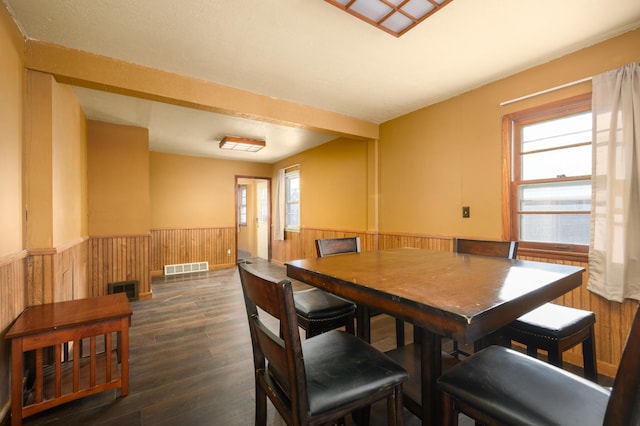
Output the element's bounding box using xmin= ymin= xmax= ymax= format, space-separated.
xmin=237 ymin=261 xmax=308 ymax=425
xmin=454 ymin=238 xmax=518 ymax=259
xmin=604 ymin=303 xmax=640 ymax=425
xmin=315 ymin=237 xmax=361 ymax=257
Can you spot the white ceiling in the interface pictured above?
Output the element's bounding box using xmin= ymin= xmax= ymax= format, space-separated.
xmin=5 ymin=0 xmax=640 ymax=163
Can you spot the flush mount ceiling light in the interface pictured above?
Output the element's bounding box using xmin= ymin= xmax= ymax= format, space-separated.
xmin=325 ymin=0 xmax=453 ymax=37
xmin=219 ymin=136 xmax=265 ymax=152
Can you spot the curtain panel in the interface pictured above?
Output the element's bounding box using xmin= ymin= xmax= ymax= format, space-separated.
xmin=588 ymin=62 xmax=640 ymax=302
xmin=274 ymin=168 xmax=285 ymax=241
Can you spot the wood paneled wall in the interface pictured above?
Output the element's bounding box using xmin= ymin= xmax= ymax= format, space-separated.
xmin=27 ymin=239 xmax=89 ymax=305
xmin=0 ymin=251 xmax=26 ymax=420
xmin=270 ymin=228 xmax=377 ymax=264
xmin=150 ymin=228 xmax=236 ymax=274
xmin=271 ymin=227 xmax=637 ymax=378
xmin=377 ymin=232 xmax=453 ymax=252
xmin=89 ymin=235 xmax=151 ymax=299
xmin=270 ymin=228 xmax=453 ymax=264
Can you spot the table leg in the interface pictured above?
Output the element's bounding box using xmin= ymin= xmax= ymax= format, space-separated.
xmin=11 ymin=338 xmax=23 ymax=426
xmin=119 ymin=317 xmax=129 ymax=397
xmin=356 ymin=305 xmax=371 ymax=343
xmin=419 ymin=327 xmax=442 ymax=426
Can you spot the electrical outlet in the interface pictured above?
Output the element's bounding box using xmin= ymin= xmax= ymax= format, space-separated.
xmin=462 ymin=206 xmax=470 ymax=218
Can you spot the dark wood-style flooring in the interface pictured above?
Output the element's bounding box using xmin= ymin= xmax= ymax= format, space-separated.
xmin=22 ymin=259 xmax=608 ymax=425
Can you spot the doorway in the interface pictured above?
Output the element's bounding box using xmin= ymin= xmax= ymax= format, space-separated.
xmin=236 ymin=177 xmax=271 ymax=261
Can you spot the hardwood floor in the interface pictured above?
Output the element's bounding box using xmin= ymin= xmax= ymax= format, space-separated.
xmin=22 ymin=260 xmax=604 ymax=425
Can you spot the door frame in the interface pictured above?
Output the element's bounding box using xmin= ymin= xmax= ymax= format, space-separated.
xmin=235 ymin=175 xmax=271 ymax=261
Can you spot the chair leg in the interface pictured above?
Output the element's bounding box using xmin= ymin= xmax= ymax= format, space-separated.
xmin=395 ymin=319 xmax=405 ymax=347
xmin=354 ymin=406 xmax=370 ymax=425
xmin=441 ymin=392 xmax=459 ymax=426
xmin=387 ymin=385 xmax=403 ymax=426
xmin=583 ymin=328 xmax=598 ymax=382
xmin=547 ymin=345 xmax=562 ymax=368
xmin=255 ymin=384 xmax=267 ymax=426
xmin=345 ymin=317 xmax=355 ymax=335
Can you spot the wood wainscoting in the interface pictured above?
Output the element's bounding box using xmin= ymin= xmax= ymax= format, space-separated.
xmin=27 ymin=238 xmax=89 ymax=305
xmin=150 ymin=227 xmax=236 ymax=275
xmin=270 ymin=228 xmax=453 ymax=265
xmin=271 ymin=227 xmax=636 ymax=379
xmin=89 ymin=235 xmax=151 ymax=299
xmin=0 ymin=250 xmax=27 ymax=422
xmin=270 ymin=228 xmax=376 ymax=264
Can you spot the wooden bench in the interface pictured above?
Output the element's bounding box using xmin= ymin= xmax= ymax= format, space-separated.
xmin=5 ymin=293 xmax=132 ymax=425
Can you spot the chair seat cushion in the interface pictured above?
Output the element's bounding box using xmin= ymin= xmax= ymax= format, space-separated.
xmin=270 ymin=330 xmax=408 ymax=416
xmin=437 ymin=345 xmax=610 ymax=426
xmin=294 ymin=288 xmax=355 ymax=320
xmin=508 ymin=303 xmax=595 ymax=339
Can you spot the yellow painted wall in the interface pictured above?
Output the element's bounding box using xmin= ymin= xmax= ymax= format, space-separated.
xmin=272 ymin=137 xmax=369 ymax=230
xmin=0 ymin=4 xmax=24 ymax=257
xmin=0 ymin=5 xmax=25 ymax=419
xmin=149 ymin=152 xmax=272 ymax=228
xmin=87 ymin=120 xmax=150 ymax=236
xmin=52 ymin=83 xmax=88 ymax=246
xmin=379 ymin=28 xmax=640 ymax=239
xmin=24 ymin=71 xmax=87 ymax=248
xmin=24 ymin=71 xmax=54 ymax=248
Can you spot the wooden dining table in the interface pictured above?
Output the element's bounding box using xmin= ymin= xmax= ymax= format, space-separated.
xmin=285 ymin=247 xmax=585 ymax=426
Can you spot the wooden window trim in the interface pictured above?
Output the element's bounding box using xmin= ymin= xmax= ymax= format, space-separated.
xmin=502 ymin=93 xmax=592 ymax=260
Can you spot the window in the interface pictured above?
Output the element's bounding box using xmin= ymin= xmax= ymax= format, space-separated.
xmin=238 ymin=185 xmax=247 ymax=226
xmin=285 ymin=169 xmax=300 ymax=230
xmin=506 ymin=93 xmax=592 ymax=256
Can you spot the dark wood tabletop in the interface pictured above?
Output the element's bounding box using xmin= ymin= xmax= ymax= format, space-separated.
xmin=286 ymin=247 xmax=585 ymax=425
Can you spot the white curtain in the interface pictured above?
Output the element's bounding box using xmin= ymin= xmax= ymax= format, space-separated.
xmin=588 ymin=62 xmax=640 ymax=302
xmin=273 ymin=168 xmax=285 ymax=241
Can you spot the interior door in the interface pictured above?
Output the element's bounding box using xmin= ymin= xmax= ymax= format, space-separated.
xmin=256 ymin=180 xmax=269 ymax=259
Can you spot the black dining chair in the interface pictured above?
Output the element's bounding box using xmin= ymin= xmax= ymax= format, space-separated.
xmin=315 ymin=237 xmax=405 ymax=347
xmin=457 ymin=238 xmax=598 ymax=380
xmin=452 ymin=238 xmax=597 ymax=382
xmin=238 ymin=261 xmax=408 ymax=426
xmin=292 ymin=286 xmax=356 ymax=338
xmin=503 ymin=301 xmax=598 ymax=382
xmin=437 ymin=303 xmax=640 ymax=426
xmin=238 ymin=259 xmax=355 ymax=339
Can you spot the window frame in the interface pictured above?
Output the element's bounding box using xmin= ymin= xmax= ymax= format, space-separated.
xmin=237 ymin=184 xmax=247 ymax=227
xmin=284 ymin=169 xmax=300 ymax=231
xmin=503 ymin=93 xmax=592 ymax=260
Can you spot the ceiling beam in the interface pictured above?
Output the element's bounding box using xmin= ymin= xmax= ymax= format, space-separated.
xmin=25 ymin=40 xmax=379 ymax=141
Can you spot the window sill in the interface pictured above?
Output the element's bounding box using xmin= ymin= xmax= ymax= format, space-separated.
xmin=517 ymin=246 xmax=588 ymax=263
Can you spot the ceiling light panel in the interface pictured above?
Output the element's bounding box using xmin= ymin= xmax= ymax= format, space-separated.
xmin=325 ymin=0 xmax=453 ymax=37
xmin=219 ymin=136 xmax=265 ymax=152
